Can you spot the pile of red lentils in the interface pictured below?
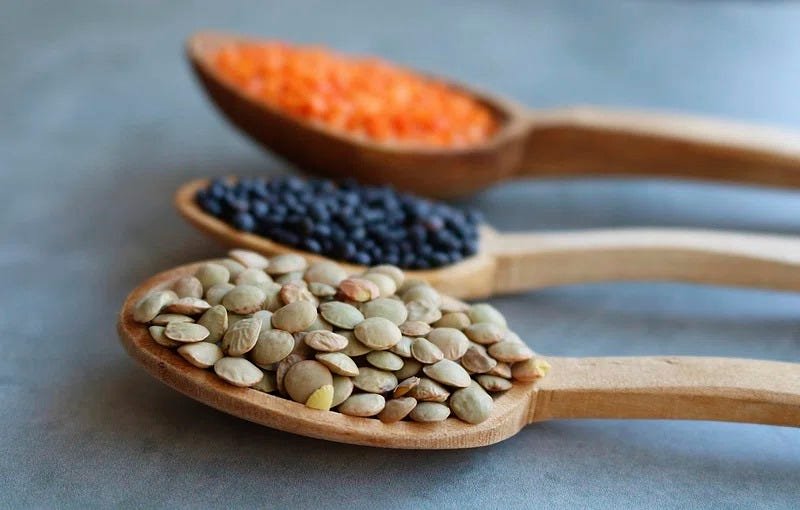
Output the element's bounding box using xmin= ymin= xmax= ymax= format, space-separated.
xmin=214 ymin=42 xmax=498 ymax=147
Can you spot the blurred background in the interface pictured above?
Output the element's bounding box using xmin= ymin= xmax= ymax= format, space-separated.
xmin=2 ymin=1 xmax=799 ymax=508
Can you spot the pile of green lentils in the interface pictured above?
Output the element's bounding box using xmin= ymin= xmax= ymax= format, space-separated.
xmin=133 ymin=249 xmax=549 ymax=424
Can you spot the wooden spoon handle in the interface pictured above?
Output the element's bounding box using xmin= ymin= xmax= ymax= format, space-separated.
xmin=518 ymin=107 xmax=800 ymax=188
xmin=531 ymin=356 xmax=800 ymax=427
xmin=490 ymin=228 xmax=800 ymax=294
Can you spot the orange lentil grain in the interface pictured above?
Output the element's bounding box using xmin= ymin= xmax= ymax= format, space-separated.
xmin=214 ymin=42 xmax=498 ymax=147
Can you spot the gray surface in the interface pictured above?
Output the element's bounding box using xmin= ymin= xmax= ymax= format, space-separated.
xmin=2 ymin=0 xmax=799 ymax=508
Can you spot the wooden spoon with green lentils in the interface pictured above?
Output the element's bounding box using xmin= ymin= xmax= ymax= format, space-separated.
xmin=131 ymin=249 xmax=549 ymax=425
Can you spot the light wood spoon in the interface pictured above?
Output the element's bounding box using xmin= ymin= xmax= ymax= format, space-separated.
xmin=176 ymin=178 xmax=800 ymax=300
xmin=118 ymin=262 xmax=800 ymax=449
xmin=187 ymin=31 xmax=800 ymax=198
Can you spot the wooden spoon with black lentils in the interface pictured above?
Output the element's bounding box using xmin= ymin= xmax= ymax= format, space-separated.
xmin=176 ymin=177 xmax=800 ymax=299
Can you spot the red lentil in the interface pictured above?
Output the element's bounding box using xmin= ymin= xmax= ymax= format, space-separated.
xmin=214 ymin=42 xmax=498 ymax=147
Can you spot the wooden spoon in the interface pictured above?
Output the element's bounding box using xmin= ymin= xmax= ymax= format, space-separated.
xmin=118 ymin=262 xmax=800 ymax=449
xmin=187 ymin=31 xmax=800 ymax=199
xmin=176 ymin=178 xmax=800 ymax=299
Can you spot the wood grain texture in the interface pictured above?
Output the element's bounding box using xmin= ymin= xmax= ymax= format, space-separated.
xmin=187 ymin=31 xmax=800 ymax=198
xmin=535 ymin=357 xmax=800 ymax=427
xmin=176 ymin=178 xmax=800 ymax=298
xmin=491 ymin=229 xmax=800 ymax=294
xmin=118 ymin=263 xmax=799 ymax=449
xmin=522 ymin=107 xmax=800 ymax=189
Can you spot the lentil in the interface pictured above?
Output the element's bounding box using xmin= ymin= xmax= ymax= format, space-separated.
xmin=281 ymin=283 xmax=312 ymax=303
xmin=173 ymin=276 xmax=203 ymax=299
xmin=315 ymin=352 xmax=360 ymax=377
xmin=338 ymin=331 xmax=372 ymax=357
xmin=229 ymin=249 xmax=270 ymax=269
xmin=197 ymin=305 xmax=228 ymax=343
xmin=163 ymin=297 xmax=210 ymax=316
xmin=409 ymin=402 xmax=450 ymax=422
xmin=361 ymin=272 xmax=397 ymax=297
xmin=389 ymin=336 xmax=414 ymax=357
xmin=487 ymin=341 xmax=534 ymax=363
xmin=410 ymin=337 xmax=444 ymax=364
xmin=398 ymin=320 xmax=431 ymax=337
xmin=393 ymin=358 xmax=423 ymax=381
xmin=304 ymin=330 xmax=349 ymax=352
xmin=272 ymin=301 xmax=318 ymax=332
xmin=353 ymin=317 xmax=401 ymax=350
xmin=221 ymin=317 xmax=261 ymax=356
xmin=284 ymin=360 xmax=333 ymax=404
xmin=151 ymin=313 xmax=194 ymax=326
xmin=487 ymin=362 xmax=512 ymax=379
xmin=426 ymin=327 xmax=469 ymax=360
xmin=338 ymin=394 xmax=385 ymax=417
xmin=214 ymin=357 xmax=263 ymax=387
xmin=366 ymin=350 xmax=404 ymax=371
xmin=393 ymin=376 xmax=420 ymax=398
xmin=250 ymin=329 xmax=295 ymax=367
xmin=366 ymin=265 xmax=405 ymax=287
xmin=164 ymin=322 xmax=210 ymax=343
xmin=204 ymin=282 xmax=235 ymax=306
xmin=195 ymin=263 xmax=231 ymax=289
xmin=475 ymin=374 xmax=513 ymax=392
xmin=408 ymin=378 xmax=450 ymax=403
xmin=423 ymin=359 xmax=472 ymax=388
xmin=134 ymin=291 xmax=177 ymax=323
xmin=352 ymin=367 xmax=398 ymax=393
xmin=378 ymin=398 xmax=417 ymax=423
xmin=221 ymin=284 xmax=266 ymax=314
xmin=305 ymin=384 xmax=335 ymax=411
xmin=178 ymin=342 xmax=223 ymax=369
xmin=360 ymin=297 xmax=408 ymax=325
xmin=338 ymin=277 xmax=380 ymax=302
xmin=149 ymin=325 xmax=179 ymax=348
xmin=319 ymin=301 xmax=364 ymax=329
xmin=511 ymin=358 xmax=552 ymax=382
xmin=449 ymin=382 xmax=493 ymax=424
xmin=460 ymin=345 xmax=497 ymax=374
xmin=433 ymin=312 xmax=471 ymax=330
xmin=252 ymin=371 xmax=278 ymax=393
xmin=331 ymin=375 xmax=354 ymax=407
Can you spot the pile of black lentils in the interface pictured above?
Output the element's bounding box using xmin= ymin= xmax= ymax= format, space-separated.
xmin=195 ymin=176 xmax=482 ymax=269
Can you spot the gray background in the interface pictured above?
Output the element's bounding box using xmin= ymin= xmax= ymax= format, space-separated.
xmin=2 ymin=1 xmax=799 ymax=508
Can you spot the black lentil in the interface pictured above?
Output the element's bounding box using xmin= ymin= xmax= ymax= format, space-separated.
xmin=195 ymin=176 xmax=482 ymax=269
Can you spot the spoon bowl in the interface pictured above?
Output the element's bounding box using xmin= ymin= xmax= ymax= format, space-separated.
xmin=118 ymin=262 xmax=533 ymax=449
xmin=187 ymin=31 xmax=530 ymax=197
xmin=188 ymin=31 xmax=800 ymax=198
xmin=176 ymin=178 xmax=500 ymax=298
xmin=118 ymin=262 xmax=800 ymax=449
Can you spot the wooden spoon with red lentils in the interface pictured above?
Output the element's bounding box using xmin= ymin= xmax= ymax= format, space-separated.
xmin=188 ymin=31 xmax=800 ymax=198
